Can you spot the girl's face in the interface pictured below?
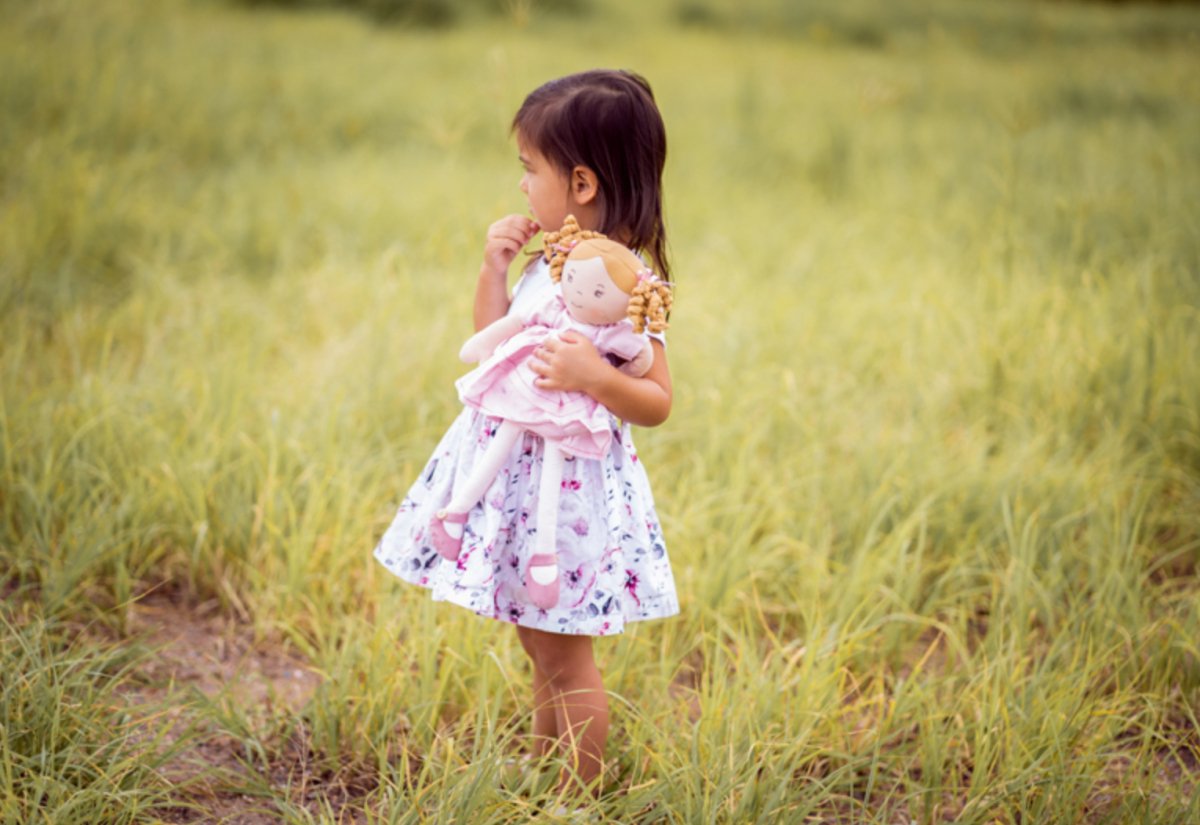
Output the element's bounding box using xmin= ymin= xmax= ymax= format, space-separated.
xmin=560 ymin=256 xmax=630 ymax=326
xmin=517 ymin=139 xmax=577 ymax=233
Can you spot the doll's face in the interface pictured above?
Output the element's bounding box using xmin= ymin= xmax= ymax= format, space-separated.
xmin=561 ymin=256 xmax=630 ymax=326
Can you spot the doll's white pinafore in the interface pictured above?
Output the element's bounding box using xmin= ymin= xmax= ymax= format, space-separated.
xmin=373 ymin=258 xmax=680 ymax=636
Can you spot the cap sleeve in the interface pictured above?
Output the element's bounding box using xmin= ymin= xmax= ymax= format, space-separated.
xmin=592 ymin=322 xmax=650 ymax=362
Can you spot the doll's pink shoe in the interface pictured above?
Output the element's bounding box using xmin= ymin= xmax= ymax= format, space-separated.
xmin=429 ymin=510 xmax=468 ymax=561
xmin=525 ymin=553 xmax=560 ymax=609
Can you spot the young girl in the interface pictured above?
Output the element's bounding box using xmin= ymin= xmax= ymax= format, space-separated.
xmin=374 ymin=69 xmax=679 ymax=797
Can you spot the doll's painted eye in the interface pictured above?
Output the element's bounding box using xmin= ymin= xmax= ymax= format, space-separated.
xmin=594 ymin=288 xmax=604 ymax=298
xmin=566 ymin=273 xmax=573 ymax=283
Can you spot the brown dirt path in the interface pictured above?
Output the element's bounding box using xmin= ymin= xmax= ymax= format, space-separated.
xmin=117 ymin=595 xmax=362 ymax=824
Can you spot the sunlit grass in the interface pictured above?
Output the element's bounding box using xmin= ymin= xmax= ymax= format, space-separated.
xmin=2 ymin=0 xmax=1199 ymax=821
xmin=0 ymin=612 xmax=196 ymax=823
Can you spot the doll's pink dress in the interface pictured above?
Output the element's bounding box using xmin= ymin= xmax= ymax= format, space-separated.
xmin=454 ymin=291 xmax=649 ymax=461
xmin=373 ymin=258 xmax=680 ymax=637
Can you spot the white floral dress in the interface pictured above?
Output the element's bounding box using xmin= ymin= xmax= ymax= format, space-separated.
xmin=373 ymin=259 xmax=680 ymax=636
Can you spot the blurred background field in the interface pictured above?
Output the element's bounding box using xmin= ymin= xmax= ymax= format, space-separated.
xmin=2 ymin=0 xmax=1199 ymax=821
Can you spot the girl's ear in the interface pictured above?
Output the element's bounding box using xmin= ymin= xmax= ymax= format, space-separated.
xmin=570 ymin=165 xmax=599 ymax=205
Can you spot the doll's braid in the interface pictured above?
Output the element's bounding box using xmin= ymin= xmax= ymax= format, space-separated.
xmin=627 ymin=277 xmax=673 ymax=334
xmin=543 ymin=215 xmax=604 ymax=283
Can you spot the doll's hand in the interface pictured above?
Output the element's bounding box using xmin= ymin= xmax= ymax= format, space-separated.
xmin=460 ymin=315 xmax=525 ymax=363
xmin=530 ymin=331 xmax=610 ymax=394
xmin=459 ymin=337 xmax=490 ymax=364
xmin=482 ymin=214 xmax=540 ymax=277
xmin=618 ymin=339 xmax=654 ymax=378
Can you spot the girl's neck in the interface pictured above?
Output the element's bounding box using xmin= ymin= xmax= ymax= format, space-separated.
xmin=584 ymin=219 xmax=631 ymax=248
xmin=608 ymin=228 xmax=633 ymax=247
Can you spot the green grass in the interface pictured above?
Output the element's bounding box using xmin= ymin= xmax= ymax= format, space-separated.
xmin=3 ymin=0 xmax=1199 ymax=821
xmin=0 ymin=612 xmax=196 ymax=823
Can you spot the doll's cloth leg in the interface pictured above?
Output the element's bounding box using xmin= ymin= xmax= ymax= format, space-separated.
xmin=444 ymin=419 xmax=523 ymax=515
xmin=535 ymin=442 xmax=565 ymax=557
xmin=431 ymin=419 xmax=522 ymax=561
xmin=526 ymin=441 xmax=564 ymax=609
xmin=429 ymin=510 xmax=469 ymax=561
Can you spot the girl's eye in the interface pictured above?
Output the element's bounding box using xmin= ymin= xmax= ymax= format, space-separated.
xmin=567 ymin=273 xmax=573 ymax=283
xmin=594 ymin=289 xmax=604 ymax=298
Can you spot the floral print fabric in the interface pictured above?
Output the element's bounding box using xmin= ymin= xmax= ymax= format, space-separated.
xmin=373 ymin=407 xmax=680 ymax=636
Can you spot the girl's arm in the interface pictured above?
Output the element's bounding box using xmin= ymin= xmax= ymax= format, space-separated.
xmin=474 ymin=265 xmax=510 ymax=331
xmin=530 ymin=334 xmax=672 ymax=427
xmin=475 ymin=215 xmax=540 ymax=331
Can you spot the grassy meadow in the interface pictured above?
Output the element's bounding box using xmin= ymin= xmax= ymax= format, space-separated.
xmin=3 ymin=0 xmax=1200 ymax=821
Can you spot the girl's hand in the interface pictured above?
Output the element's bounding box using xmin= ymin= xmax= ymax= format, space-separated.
xmin=530 ymin=331 xmax=609 ymax=393
xmin=534 ymin=335 xmax=672 ymax=426
xmin=482 ymin=214 xmax=540 ymax=278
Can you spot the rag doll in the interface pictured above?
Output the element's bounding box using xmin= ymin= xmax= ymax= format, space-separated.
xmin=429 ymin=216 xmax=673 ymax=609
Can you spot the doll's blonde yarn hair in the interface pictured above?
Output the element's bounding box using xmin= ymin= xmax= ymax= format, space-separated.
xmin=543 ymin=215 xmax=673 ymax=334
xmin=626 ymin=270 xmax=673 ymax=334
xmin=543 ymin=215 xmax=604 ymax=281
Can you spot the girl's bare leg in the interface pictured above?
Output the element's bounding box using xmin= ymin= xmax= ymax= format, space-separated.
xmin=516 ymin=625 xmax=557 ymax=755
xmin=527 ymin=628 xmax=609 ymax=796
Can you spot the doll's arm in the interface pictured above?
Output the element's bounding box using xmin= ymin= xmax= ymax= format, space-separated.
xmin=615 ymin=338 xmax=654 ymax=378
xmin=460 ymin=315 xmax=525 ymax=363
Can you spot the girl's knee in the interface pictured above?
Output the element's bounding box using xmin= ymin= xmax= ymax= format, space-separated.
xmin=529 ymin=631 xmax=594 ymax=682
xmin=516 ymin=624 xmax=539 ymax=660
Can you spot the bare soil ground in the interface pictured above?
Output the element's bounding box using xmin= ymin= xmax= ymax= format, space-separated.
xmin=114 ymin=596 xmax=373 ymax=824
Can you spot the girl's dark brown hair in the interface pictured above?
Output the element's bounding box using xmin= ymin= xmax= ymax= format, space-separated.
xmin=513 ymin=69 xmax=671 ymax=281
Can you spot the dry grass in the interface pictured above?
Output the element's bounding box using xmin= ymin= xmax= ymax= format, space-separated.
xmin=3 ymin=0 xmax=1199 ymax=822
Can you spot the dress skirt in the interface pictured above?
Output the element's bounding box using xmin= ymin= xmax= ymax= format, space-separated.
xmin=373 ymin=407 xmax=680 ymax=636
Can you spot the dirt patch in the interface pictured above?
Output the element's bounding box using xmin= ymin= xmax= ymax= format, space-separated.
xmin=115 ymin=594 xmax=368 ymax=824
xmin=126 ymin=595 xmax=320 ymax=711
